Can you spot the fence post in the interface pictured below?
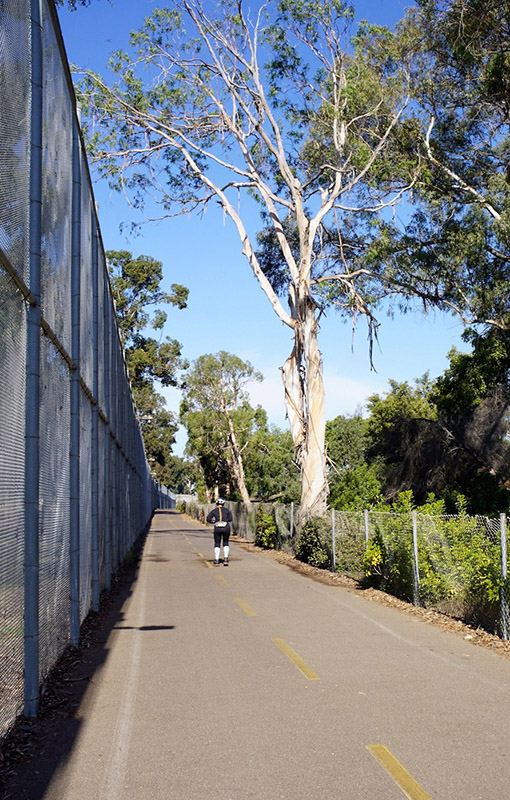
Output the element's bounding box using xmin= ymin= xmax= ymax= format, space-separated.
xmin=24 ymin=0 xmax=44 ymax=718
xmin=500 ymin=513 xmax=509 ymax=641
xmin=412 ymin=511 xmax=420 ymax=607
xmin=331 ymin=509 xmax=336 ymax=572
xmin=91 ymin=218 xmax=99 ymax=612
xmin=70 ymin=114 xmax=82 ymax=646
xmin=364 ymin=509 xmax=370 ymax=546
xmin=104 ymin=287 xmax=111 ymax=590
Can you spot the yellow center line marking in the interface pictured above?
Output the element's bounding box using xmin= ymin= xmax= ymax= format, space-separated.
xmin=204 ymin=560 xmax=212 ymax=569
xmin=367 ymin=745 xmax=434 ymax=800
xmin=216 ymin=575 xmax=228 ymax=586
xmin=197 ymin=551 xmax=205 ymax=558
xmin=235 ymin=597 xmax=256 ymax=616
xmin=272 ymin=638 xmax=320 ymax=680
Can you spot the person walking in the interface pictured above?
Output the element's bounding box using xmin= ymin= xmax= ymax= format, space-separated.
xmin=206 ymin=498 xmax=233 ymax=566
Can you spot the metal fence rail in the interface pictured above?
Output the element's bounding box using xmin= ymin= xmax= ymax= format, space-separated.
xmin=0 ymin=0 xmax=174 ymax=741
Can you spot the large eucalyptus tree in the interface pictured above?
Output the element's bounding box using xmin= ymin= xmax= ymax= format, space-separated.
xmin=77 ymin=1 xmax=418 ymax=517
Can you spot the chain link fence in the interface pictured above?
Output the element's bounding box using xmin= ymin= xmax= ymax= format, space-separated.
xmin=180 ymin=499 xmax=294 ymax=546
xmin=179 ymin=498 xmax=509 ymax=639
xmin=0 ymin=0 xmax=174 ymax=741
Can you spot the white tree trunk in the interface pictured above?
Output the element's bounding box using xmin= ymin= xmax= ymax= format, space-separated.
xmin=225 ymin=410 xmax=252 ymax=509
xmin=282 ymin=299 xmax=328 ymax=521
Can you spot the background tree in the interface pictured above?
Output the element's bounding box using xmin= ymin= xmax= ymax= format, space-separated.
xmin=164 ymin=454 xmax=199 ymax=495
xmin=363 ymin=336 xmax=510 ymax=514
xmin=242 ymin=409 xmax=301 ymax=503
xmin=180 ymin=351 xmax=262 ymax=505
xmin=77 ymin=0 xmax=421 ymax=519
xmin=365 ymin=376 xmax=442 ymax=505
xmin=430 ymin=329 xmax=510 ymax=511
xmin=107 ymin=249 xmax=188 ymax=486
xmin=325 ymin=412 xmax=383 ymax=509
xmin=372 ymin=0 xmax=510 ymax=332
xmin=108 ymin=249 xmax=188 ymax=385
xmin=314 ymin=0 xmax=510 ymax=513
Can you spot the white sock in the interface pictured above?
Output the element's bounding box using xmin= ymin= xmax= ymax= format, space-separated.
xmin=223 ymin=545 xmax=229 ymax=560
xmin=214 ymin=547 xmax=220 ymax=561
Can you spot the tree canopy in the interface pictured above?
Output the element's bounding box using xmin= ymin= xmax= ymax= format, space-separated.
xmin=242 ymin=409 xmax=301 ymax=503
xmin=106 ymin=249 xmax=188 ymax=486
xmin=373 ymin=0 xmax=510 ymax=332
xmin=180 ymin=351 xmax=262 ymax=504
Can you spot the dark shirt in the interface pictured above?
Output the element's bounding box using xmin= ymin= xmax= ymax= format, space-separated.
xmin=206 ymin=506 xmax=233 ymax=526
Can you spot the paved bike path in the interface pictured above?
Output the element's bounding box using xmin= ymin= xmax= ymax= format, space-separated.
xmin=6 ymin=510 xmax=510 ymax=799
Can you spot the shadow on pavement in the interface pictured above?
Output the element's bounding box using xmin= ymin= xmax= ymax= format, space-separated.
xmin=113 ymin=625 xmax=176 ymax=631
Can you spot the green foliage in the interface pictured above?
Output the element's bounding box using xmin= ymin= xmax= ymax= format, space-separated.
xmin=326 ymin=413 xmax=384 ymax=511
xmin=364 ymin=378 xmax=440 ymax=505
xmin=243 ymin=413 xmax=301 ymax=503
xmin=164 ymin=455 xmax=197 ymax=495
xmin=432 ymin=330 xmax=510 ymax=416
xmin=326 ymin=413 xmax=368 ymax=471
xmin=107 ymin=250 xmax=188 ymax=389
xmin=134 ymin=384 xmax=178 ymax=486
xmin=295 ymin=517 xmax=332 ymax=569
xmin=325 ymin=349 xmax=510 ymax=516
xmin=180 ymin=351 xmax=263 ymax=501
xmin=373 ymin=525 xmax=414 ymax=601
xmin=105 ymin=249 xmax=188 ymax=486
xmin=361 ymin=492 xmax=505 ymax=633
xmin=254 ymin=507 xmax=278 ymax=549
xmin=367 ymin=377 xmax=437 ymax=443
xmin=334 ymin=526 xmax=367 ymax=578
xmin=329 ymin=462 xmax=384 ymax=511
xmin=381 ymin=0 xmax=510 ymax=333
xmin=363 ymin=361 xmax=510 ymax=516
xmin=362 ymin=531 xmax=386 ymax=584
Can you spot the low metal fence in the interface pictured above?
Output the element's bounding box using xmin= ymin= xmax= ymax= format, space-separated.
xmin=178 ymin=499 xmax=509 ymax=639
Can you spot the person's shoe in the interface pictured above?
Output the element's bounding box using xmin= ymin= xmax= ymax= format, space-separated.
xmin=223 ymin=558 xmax=229 ymax=566
xmin=213 ymin=559 xmax=220 ymax=566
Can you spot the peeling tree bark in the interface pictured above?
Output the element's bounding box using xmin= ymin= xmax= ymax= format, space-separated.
xmin=282 ymin=294 xmax=328 ymax=522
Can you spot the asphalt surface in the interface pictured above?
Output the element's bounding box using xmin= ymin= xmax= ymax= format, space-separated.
xmin=4 ymin=509 xmax=510 ymax=799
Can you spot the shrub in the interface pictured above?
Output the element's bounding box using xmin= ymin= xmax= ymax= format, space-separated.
xmin=254 ymin=507 xmax=278 ymax=549
xmin=362 ymin=531 xmax=386 ymax=587
xmin=295 ymin=517 xmax=332 ymax=569
xmin=335 ymin=531 xmax=366 ymax=577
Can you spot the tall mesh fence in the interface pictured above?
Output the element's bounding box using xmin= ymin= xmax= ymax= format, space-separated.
xmin=0 ymin=0 xmax=175 ymax=741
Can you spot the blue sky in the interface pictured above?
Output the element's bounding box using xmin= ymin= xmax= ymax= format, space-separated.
xmin=58 ymin=0 xmax=466 ymax=454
